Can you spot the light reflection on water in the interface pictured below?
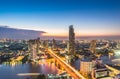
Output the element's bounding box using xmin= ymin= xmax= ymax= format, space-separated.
xmin=1 ymin=55 xmax=119 ymax=79
xmin=0 ymin=60 xmax=58 ymax=79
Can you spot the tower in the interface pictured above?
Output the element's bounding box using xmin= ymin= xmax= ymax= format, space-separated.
xmin=90 ymin=40 xmax=97 ymax=54
xmin=69 ymin=25 xmax=75 ymax=55
xmin=28 ymin=39 xmax=37 ymax=60
xmin=52 ymin=38 xmax=56 ymax=49
xmin=36 ymin=37 xmax=40 ymax=53
xmin=32 ymin=43 xmax=37 ymax=60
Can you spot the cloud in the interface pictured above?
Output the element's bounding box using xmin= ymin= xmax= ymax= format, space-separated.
xmin=0 ymin=26 xmax=46 ymax=39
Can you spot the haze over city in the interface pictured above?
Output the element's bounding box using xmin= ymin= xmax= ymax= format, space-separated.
xmin=0 ymin=0 xmax=120 ymax=39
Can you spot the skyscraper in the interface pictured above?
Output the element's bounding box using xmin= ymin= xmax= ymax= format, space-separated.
xmin=35 ymin=37 xmax=40 ymax=54
xmin=52 ymin=38 xmax=56 ymax=49
xmin=90 ymin=40 xmax=97 ymax=54
xmin=69 ymin=25 xmax=75 ymax=55
xmin=28 ymin=39 xmax=37 ymax=60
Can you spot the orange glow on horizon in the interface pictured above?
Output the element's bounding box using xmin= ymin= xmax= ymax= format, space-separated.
xmin=42 ymin=32 xmax=120 ymax=37
xmin=42 ymin=32 xmax=68 ymax=37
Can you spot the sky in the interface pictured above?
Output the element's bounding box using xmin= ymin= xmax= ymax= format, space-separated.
xmin=0 ymin=0 xmax=120 ymax=39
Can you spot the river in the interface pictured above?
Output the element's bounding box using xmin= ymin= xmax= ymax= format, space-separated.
xmin=0 ymin=60 xmax=58 ymax=79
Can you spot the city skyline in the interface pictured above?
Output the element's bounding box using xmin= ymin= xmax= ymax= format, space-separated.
xmin=0 ymin=0 xmax=120 ymax=39
xmin=0 ymin=26 xmax=120 ymax=40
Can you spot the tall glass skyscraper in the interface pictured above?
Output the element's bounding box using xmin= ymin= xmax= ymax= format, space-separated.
xmin=69 ymin=25 xmax=75 ymax=55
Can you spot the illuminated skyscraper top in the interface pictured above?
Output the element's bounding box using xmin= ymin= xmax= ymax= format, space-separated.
xmin=69 ymin=25 xmax=75 ymax=55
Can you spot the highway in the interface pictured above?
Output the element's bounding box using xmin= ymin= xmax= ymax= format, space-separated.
xmin=105 ymin=64 xmax=120 ymax=75
xmin=47 ymin=49 xmax=86 ymax=79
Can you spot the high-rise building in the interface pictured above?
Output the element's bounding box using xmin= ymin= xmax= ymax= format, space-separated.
xmin=69 ymin=25 xmax=75 ymax=55
xmin=35 ymin=37 xmax=41 ymax=53
xmin=28 ymin=39 xmax=37 ymax=60
xmin=90 ymin=40 xmax=97 ymax=54
xmin=52 ymin=38 xmax=56 ymax=49
xmin=32 ymin=43 xmax=37 ymax=60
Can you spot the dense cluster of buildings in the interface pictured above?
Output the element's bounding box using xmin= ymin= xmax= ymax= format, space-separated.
xmin=1 ymin=25 xmax=120 ymax=79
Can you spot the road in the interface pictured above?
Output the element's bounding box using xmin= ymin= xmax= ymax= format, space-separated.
xmin=47 ymin=49 xmax=86 ymax=79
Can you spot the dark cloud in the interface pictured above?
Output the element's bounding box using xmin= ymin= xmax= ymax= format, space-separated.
xmin=0 ymin=26 xmax=46 ymax=39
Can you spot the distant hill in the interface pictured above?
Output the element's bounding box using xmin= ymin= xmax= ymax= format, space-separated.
xmin=0 ymin=26 xmax=46 ymax=39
